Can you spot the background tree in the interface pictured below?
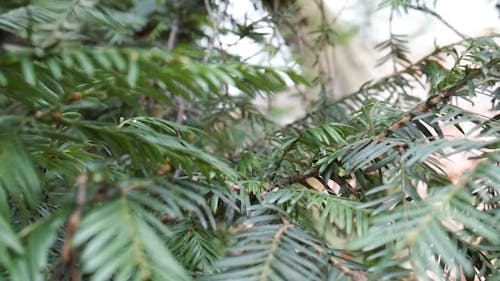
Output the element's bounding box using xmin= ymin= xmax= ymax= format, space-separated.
xmin=0 ymin=0 xmax=499 ymax=281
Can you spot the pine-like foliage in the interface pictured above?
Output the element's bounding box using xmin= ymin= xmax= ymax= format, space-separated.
xmin=0 ymin=1 xmax=499 ymax=281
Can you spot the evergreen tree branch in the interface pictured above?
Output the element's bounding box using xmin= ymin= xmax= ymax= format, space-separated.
xmin=377 ymin=57 xmax=500 ymax=138
xmin=231 ymin=35 xmax=498 ymax=159
xmin=1 ymin=2 xmax=498 ymax=280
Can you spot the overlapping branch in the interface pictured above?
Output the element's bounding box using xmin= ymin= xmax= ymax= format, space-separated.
xmin=377 ymin=57 xmax=499 ymax=138
xmin=275 ymin=53 xmax=499 ymax=195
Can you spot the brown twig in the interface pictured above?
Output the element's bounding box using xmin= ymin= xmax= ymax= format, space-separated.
xmin=175 ymin=97 xmax=186 ymax=124
xmin=275 ymin=166 xmax=364 ymax=199
xmin=166 ymin=5 xmax=179 ymax=50
xmin=259 ymin=222 xmax=293 ymax=281
xmin=60 ymin=174 xmax=87 ymax=281
xmin=377 ymin=58 xmax=499 ymax=139
xmin=329 ymin=257 xmax=368 ymax=281
xmin=276 ymin=168 xmax=319 ymax=188
xmin=312 ymin=245 xmax=367 ymax=281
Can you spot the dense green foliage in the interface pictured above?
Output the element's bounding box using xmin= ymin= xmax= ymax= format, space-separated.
xmin=0 ymin=1 xmax=499 ymax=280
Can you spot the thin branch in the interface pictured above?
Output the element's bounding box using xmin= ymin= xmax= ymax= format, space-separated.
xmin=270 ymin=138 xmax=300 ymax=181
xmin=377 ymin=57 xmax=500 ymax=138
xmin=276 ymin=168 xmax=319 ymax=188
xmin=329 ymin=257 xmax=368 ymax=281
xmin=174 ymin=97 xmax=186 ymax=178
xmin=259 ymin=222 xmax=293 ymax=281
xmin=61 ymin=174 xmax=88 ymax=281
xmin=203 ymin=0 xmax=219 ymax=63
xmin=167 ymin=13 xmax=179 ymax=50
xmin=175 ymin=97 xmax=185 ymax=124
xmin=313 ymin=245 xmax=368 ymax=281
xmin=388 ymin=8 xmax=398 ymax=73
xmin=409 ymin=4 xmax=468 ymax=40
xmin=275 ymin=166 xmax=364 ymax=199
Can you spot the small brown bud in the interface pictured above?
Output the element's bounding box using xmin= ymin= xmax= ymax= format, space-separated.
xmin=70 ymin=92 xmax=83 ymax=102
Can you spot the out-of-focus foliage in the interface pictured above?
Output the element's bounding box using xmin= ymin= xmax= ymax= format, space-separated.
xmin=0 ymin=0 xmax=498 ymax=281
